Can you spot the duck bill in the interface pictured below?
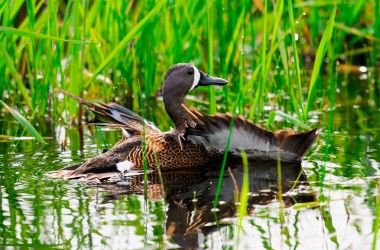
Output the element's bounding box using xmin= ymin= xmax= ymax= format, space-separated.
xmin=198 ymin=71 xmax=228 ymax=86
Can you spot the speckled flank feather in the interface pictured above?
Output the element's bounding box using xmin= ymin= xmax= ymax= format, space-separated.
xmin=127 ymin=133 xmax=222 ymax=170
xmin=47 ymin=131 xmax=222 ymax=180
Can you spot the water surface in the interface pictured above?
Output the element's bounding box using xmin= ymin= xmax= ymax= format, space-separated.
xmin=1 ymin=78 xmax=380 ymax=249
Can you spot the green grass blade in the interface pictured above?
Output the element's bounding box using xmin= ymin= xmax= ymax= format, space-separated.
xmin=334 ymin=22 xmax=380 ymax=42
xmin=0 ymin=26 xmax=97 ymax=44
xmin=275 ymin=110 xmax=311 ymax=130
xmin=277 ymin=153 xmax=284 ymax=224
xmin=304 ymin=2 xmax=338 ymax=120
xmin=373 ymin=180 xmax=380 ymax=250
xmin=264 ymin=0 xmax=283 ymax=77
xmin=206 ymin=0 xmax=215 ymax=114
xmin=287 ymin=0 xmax=303 ymax=115
xmin=236 ymin=150 xmax=249 ymax=245
xmin=252 ymin=0 xmax=268 ymax=121
xmin=224 ymin=9 xmax=245 ymax=68
xmin=0 ymin=41 xmax=33 ymax=110
xmin=321 ymin=205 xmax=339 ymax=247
xmin=84 ymin=0 xmax=167 ymax=88
xmin=278 ymin=39 xmax=302 ymax=119
xmin=1 ymin=101 xmax=46 ymax=144
xmin=213 ymin=83 xmax=248 ymax=208
xmin=213 ymin=118 xmax=234 ymax=208
xmin=0 ymin=1 xmax=7 ymax=13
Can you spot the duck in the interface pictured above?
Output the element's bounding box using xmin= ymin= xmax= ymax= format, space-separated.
xmin=47 ymin=63 xmax=318 ymax=180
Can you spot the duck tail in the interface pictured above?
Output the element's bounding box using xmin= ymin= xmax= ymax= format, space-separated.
xmin=57 ymin=90 xmax=160 ymax=134
xmin=57 ymin=89 xmax=94 ymax=107
xmin=275 ymin=128 xmax=320 ymax=161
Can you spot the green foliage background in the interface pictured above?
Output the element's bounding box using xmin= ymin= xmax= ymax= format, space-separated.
xmin=0 ymin=0 xmax=379 ymax=129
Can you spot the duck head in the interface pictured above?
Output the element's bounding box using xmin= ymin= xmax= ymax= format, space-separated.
xmin=162 ymin=63 xmax=228 ymax=146
xmin=162 ymin=63 xmax=227 ymax=97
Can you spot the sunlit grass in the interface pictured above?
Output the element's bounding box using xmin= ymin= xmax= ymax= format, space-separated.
xmin=304 ymin=2 xmax=338 ymax=120
xmin=1 ymin=0 xmax=372 ymax=128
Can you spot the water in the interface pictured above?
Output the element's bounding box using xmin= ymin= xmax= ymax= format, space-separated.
xmin=1 ymin=81 xmax=380 ymax=249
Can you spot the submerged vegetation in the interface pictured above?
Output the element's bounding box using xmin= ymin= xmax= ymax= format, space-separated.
xmin=1 ymin=0 xmax=380 ymax=248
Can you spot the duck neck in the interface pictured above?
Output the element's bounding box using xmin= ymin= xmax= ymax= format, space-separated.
xmin=163 ymin=95 xmax=194 ymax=135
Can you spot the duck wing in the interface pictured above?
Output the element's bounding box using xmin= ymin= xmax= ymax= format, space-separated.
xmin=59 ymin=90 xmax=161 ymax=134
xmin=183 ymin=106 xmax=319 ymax=162
xmin=47 ymin=136 xmax=142 ymax=180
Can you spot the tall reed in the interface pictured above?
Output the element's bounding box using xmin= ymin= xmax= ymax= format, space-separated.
xmin=0 ymin=0 xmax=374 ymax=129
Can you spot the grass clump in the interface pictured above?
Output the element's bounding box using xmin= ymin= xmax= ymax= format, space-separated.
xmin=0 ymin=0 xmax=376 ymax=130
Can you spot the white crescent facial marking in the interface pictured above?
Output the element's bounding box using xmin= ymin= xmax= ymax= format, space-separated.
xmin=189 ymin=65 xmax=200 ymax=91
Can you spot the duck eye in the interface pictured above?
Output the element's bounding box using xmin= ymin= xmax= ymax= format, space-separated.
xmin=188 ymin=69 xmax=194 ymax=75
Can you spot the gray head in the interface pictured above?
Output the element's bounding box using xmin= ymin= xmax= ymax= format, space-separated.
xmin=162 ymin=63 xmax=228 ymax=141
xmin=162 ymin=63 xmax=227 ymax=99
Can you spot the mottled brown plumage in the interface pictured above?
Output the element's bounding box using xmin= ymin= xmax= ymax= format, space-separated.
xmin=47 ymin=63 xmax=318 ymax=180
xmin=47 ymin=63 xmax=228 ymax=179
xmin=50 ymin=132 xmax=223 ymax=180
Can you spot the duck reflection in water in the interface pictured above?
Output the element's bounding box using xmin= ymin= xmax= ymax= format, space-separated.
xmin=95 ymin=160 xmax=316 ymax=248
xmin=48 ymin=63 xmax=318 ymax=248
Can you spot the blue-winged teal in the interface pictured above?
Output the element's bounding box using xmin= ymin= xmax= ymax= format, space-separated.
xmin=48 ymin=63 xmax=318 ymax=180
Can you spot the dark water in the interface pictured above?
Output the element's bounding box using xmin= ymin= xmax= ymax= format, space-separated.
xmin=1 ymin=80 xmax=380 ymax=249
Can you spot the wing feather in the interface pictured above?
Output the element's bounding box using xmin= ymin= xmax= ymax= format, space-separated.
xmin=58 ymin=90 xmax=161 ymax=134
xmin=185 ymin=107 xmax=318 ymax=162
